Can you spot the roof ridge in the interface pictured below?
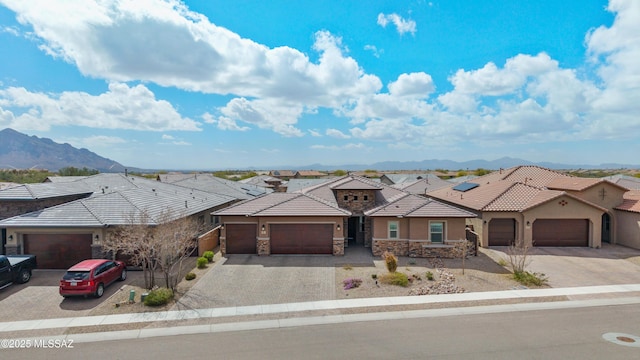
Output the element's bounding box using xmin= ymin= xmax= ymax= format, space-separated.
xmin=79 ymin=197 xmax=108 ymax=225
xmin=299 ymin=175 xmax=349 ymax=193
xmin=481 ymin=182 xmax=525 ymax=211
xmin=367 ymin=193 xmax=412 ymax=215
xmin=23 ymin=184 xmax=37 ymax=199
xmin=249 ymin=193 xmax=300 ymax=215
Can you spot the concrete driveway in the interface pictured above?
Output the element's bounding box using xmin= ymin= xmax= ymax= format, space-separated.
xmin=0 ymin=269 xmax=147 ymax=322
xmin=484 ymin=244 xmax=640 ymax=288
xmin=174 ymin=248 xmax=374 ymax=310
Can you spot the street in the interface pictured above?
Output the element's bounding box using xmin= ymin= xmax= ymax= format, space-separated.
xmin=3 ymin=301 xmax=639 ymax=359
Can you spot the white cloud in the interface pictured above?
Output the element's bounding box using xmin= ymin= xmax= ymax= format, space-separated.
xmin=388 ymin=72 xmax=435 ymax=98
xmin=326 ymin=128 xmax=350 ymax=139
xmin=377 ymin=13 xmax=417 ymax=35
xmin=308 ymin=129 xmax=322 ymax=137
xmin=162 ymin=134 xmax=174 ymax=140
xmin=80 ymin=135 xmax=126 ymax=147
xmin=0 ymin=82 xmax=200 ymax=131
xmin=310 ymin=143 xmax=368 ymax=151
xmin=364 ymin=44 xmax=382 ymax=58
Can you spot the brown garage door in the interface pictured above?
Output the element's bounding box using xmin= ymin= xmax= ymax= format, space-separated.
xmin=488 ymin=219 xmax=515 ymax=246
xmin=23 ymin=234 xmax=92 ymax=269
xmin=225 ymin=224 xmax=257 ymax=254
xmin=270 ymin=224 xmax=333 ymax=254
xmin=533 ymin=219 xmax=589 ymax=247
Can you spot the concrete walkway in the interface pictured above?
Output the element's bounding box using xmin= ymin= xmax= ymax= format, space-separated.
xmin=2 ymin=284 xmax=640 ymax=344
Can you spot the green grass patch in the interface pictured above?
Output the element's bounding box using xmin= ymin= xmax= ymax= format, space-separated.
xmin=513 ymin=271 xmax=548 ymax=287
xmin=379 ymin=272 xmax=409 ymax=287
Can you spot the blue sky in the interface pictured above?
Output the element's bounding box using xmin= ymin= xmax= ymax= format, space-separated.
xmin=0 ymin=0 xmax=638 ymax=170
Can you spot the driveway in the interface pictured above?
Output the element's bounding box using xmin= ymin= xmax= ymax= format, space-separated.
xmin=174 ymin=247 xmax=374 ymax=310
xmin=483 ymin=244 xmax=640 ymax=288
xmin=0 ymin=269 xmax=147 ymax=322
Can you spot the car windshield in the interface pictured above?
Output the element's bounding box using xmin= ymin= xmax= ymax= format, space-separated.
xmin=63 ymin=271 xmax=90 ymax=281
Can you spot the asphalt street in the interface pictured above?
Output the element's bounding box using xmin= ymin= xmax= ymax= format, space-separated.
xmin=4 ymin=300 xmax=640 ymax=360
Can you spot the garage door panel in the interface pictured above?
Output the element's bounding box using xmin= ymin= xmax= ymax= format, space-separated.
xmin=488 ymin=219 xmax=515 ymax=246
xmin=226 ymin=224 xmax=257 ymax=254
xmin=271 ymin=224 xmax=333 ymax=254
xmin=533 ymin=219 xmax=588 ymax=247
xmin=23 ymin=234 xmax=92 ymax=269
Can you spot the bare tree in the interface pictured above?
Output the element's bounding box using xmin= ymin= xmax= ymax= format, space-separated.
xmin=103 ymin=209 xmax=201 ymax=290
xmin=153 ymin=209 xmax=201 ymax=290
xmin=103 ymin=210 xmax=158 ymax=289
xmin=452 ymin=239 xmax=474 ymax=275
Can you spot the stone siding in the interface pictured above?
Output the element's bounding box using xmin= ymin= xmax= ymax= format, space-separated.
xmin=0 ymin=194 xmax=90 ymax=220
xmin=220 ymin=237 xmax=227 ymax=256
xmin=257 ymin=238 xmax=270 ymax=256
xmin=373 ymin=239 xmax=473 ymax=259
xmin=335 ymin=189 xmax=377 ymax=213
xmin=333 ymin=238 xmax=344 ymax=256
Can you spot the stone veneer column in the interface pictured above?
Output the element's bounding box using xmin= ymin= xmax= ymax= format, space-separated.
xmin=4 ymin=244 xmax=19 ymax=255
xmin=91 ymin=244 xmax=104 ymax=259
xmin=257 ymin=238 xmax=270 ymax=255
xmin=220 ymin=237 xmax=227 ymax=256
xmin=333 ymin=238 xmax=344 ymax=256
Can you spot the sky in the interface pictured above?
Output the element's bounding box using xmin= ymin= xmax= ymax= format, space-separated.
xmin=0 ymin=0 xmax=638 ymax=170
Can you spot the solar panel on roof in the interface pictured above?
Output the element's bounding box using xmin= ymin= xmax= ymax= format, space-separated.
xmin=452 ymin=182 xmax=479 ymax=192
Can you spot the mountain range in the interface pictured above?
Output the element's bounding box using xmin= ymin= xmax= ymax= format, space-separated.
xmin=0 ymin=128 xmax=638 ymax=172
xmin=0 ymin=128 xmax=126 ymax=172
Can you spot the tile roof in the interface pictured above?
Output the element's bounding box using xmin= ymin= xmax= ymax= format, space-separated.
xmin=604 ymin=175 xmax=640 ymax=190
xmin=171 ymin=174 xmax=269 ymax=199
xmin=329 ymin=177 xmax=383 ymax=190
xmin=382 ymin=173 xmax=434 ymax=184
xmin=366 ymin=194 xmax=476 ymax=218
xmin=212 ymin=193 xmax=350 ymax=217
xmin=616 ymin=190 xmax=640 ymax=213
xmin=285 ymin=178 xmax=334 ymax=193
xmin=429 ymin=165 xmax=612 ymax=213
xmin=0 ymin=185 xmax=236 ymax=228
xmin=0 ymin=181 xmax=93 ymax=200
xmin=301 ymin=175 xmax=405 ymax=207
xmin=392 ymin=177 xmax=452 ymax=194
xmin=547 ymin=177 xmax=628 ymax=192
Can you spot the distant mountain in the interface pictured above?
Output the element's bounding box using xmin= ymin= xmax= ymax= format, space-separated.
xmin=0 ymin=128 xmax=127 ymax=172
xmin=290 ymin=157 xmax=640 ymax=171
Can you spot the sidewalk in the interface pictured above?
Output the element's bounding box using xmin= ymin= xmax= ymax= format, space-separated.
xmin=2 ymin=284 xmax=640 ymax=343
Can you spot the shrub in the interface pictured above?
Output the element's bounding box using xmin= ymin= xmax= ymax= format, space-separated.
xmin=379 ymin=272 xmax=409 ymax=287
xmin=197 ymin=257 xmax=208 ymax=269
xmin=382 ymin=251 xmax=398 ymax=273
xmin=342 ymin=264 xmax=353 ymax=270
xmin=185 ymin=272 xmax=196 ymax=281
xmin=497 ymin=258 xmax=508 ymax=267
xmin=371 ymin=274 xmax=377 ymax=279
xmin=513 ymin=271 xmax=548 ymax=287
xmin=425 ymin=271 xmax=434 ymax=281
xmin=203 ymin=251 xmax=215 ymax=262
xmin=342 ymin=278 xmax=363 ymax=290
xmin=144 ymin=288 xmax=174 ymax=306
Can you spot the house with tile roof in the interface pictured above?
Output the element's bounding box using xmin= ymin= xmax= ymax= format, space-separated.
xmin=615 ymin=190 xmax=640 ymax=249
xmin=214 ymin=175 xmax=477 ymax=257
xmin=428 ymin=166 xmax=630 ymax=249
xmin=0 ymin=173 xmax=248 ymax=268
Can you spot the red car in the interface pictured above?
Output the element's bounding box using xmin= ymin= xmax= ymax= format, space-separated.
xmin=59 ymin=259 xmax=127 ymax=298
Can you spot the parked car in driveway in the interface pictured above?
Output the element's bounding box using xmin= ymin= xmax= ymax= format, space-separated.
xmin=0 ymin=254 xmax=37 ymax=289
xmin=59 ymin=259 xmax=126 ymax=298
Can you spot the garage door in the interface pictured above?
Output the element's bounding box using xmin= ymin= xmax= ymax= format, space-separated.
xmin=225 ymin=224 xmax=257 ymax=254
xmin=23 ymin=234 xmax=92 ymax=269
xmin=270 ymin=224 xmax=333 ymax=254
xmin=488 ymin=219 xmax=515 ymax=246
xmin=533 ymin=219 xmax=589 ymax=247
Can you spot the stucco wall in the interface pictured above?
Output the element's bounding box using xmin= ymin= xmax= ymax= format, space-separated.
xmin=566 ymin=184 xmax=626 ymax=211
xmin=372 ymin=217 xmax=467 ymax=241
xmin=615 ymin=210 xmax=640 ymax=250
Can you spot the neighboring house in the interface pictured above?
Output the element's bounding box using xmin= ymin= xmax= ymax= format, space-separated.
xmin=214 ymin=175 xmax=477 ymax=258
xmin=614 ymin=190 xmax=640 ymax=249
xmin=163 ymin=173 xmax=270 ymax=198
xmin=43 ymin=176 xmax=89 ymax=183
xmin=294 ymin=170 xmax=326 ymax=179
xmin=239 ymin=175 xmax=283 ymax=190
xmin=0 ymin=173 xmax=242 ymax=268
xmin=448 ymin=175 xmax=479 ymax=184
xmin=269 ymin=170 xmax=296 ymax=180
xmin=428 ymin=166 xmax=629 ymax=249
xmin=380 ymin=173 xmax=433 ymax=185
xmin=603 ymin=174 xmax=640 ymax=190
xmin=391 ymin=177 xmax=452 ymax=195
xmin=285 ymin=178 xmax=334 ymax=193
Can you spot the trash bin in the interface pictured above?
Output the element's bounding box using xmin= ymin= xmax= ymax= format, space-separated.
xmin=129 ymin=289 xmax=136 ymax=303
xmin=141 ymin=293 xmax=149 ymax=302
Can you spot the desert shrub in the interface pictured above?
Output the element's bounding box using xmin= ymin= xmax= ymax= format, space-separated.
xmin=497 ymin=258 xmax=508 ymax=267
xmin=371 ymin=274 xmax=377 ymax=279
xmin=203 ymin=251 xmax=215 ymax=262
xmin=144 ymin=288 xmax=174 ymax=306
xmin=342 ymin=264 xmax=353 ymax=270
xmin=197 ymin=257 xmax=208 ymax=269
xmin=382 ymin=251 xmax=398 ymax=273
xmin=343 ymin=278 xmax=363 ymax=290
xmin=185 ymin=272 xmax=196 ymax=281
xmin=379 ymin=272 xmax=409 ymax=287
xmin=513 ymin=271 xmax=548 ymax=287
xmin=425 ymin=271 xmax=434 ymax=281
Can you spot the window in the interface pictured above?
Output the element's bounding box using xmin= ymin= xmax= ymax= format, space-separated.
xmin=363 ymin=195 xmax=368 ymax=201
xmin=353 ymin=195 xmax=358 ymax=201
xmin=388 ymin=221 xmax=399 ymax=239
xmin=430 ymin=221 xmax=445 ymax=243
xmin=359 ymin=216 xmax=365 ymax=232
xmin=344 ymin=195 xmax=349 ymax=201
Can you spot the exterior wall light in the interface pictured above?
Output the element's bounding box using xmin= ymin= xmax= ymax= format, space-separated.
xmin=337 ymin=224 xmax=341 ymax=231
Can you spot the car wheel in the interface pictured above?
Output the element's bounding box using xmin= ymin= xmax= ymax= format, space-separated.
xmin=18 ymin=269 xmax=31 ymax=283
xmin=95 ymin=283 xmax=105 ymax=298
xmin=119 ymin=268 xmax=127 ymax=281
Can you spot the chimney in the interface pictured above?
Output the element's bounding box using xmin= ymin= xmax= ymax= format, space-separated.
xmin=125 ymin=168 xmax=128 ymax=177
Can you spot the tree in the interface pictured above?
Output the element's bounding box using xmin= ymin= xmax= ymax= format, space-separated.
xmin=453 ymin=240 xmax=474 ymax=275
xmin=103 ymin=209 xmax=201 ymax=290
xmin=58 ymin=166 xmax=99 ymax=176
